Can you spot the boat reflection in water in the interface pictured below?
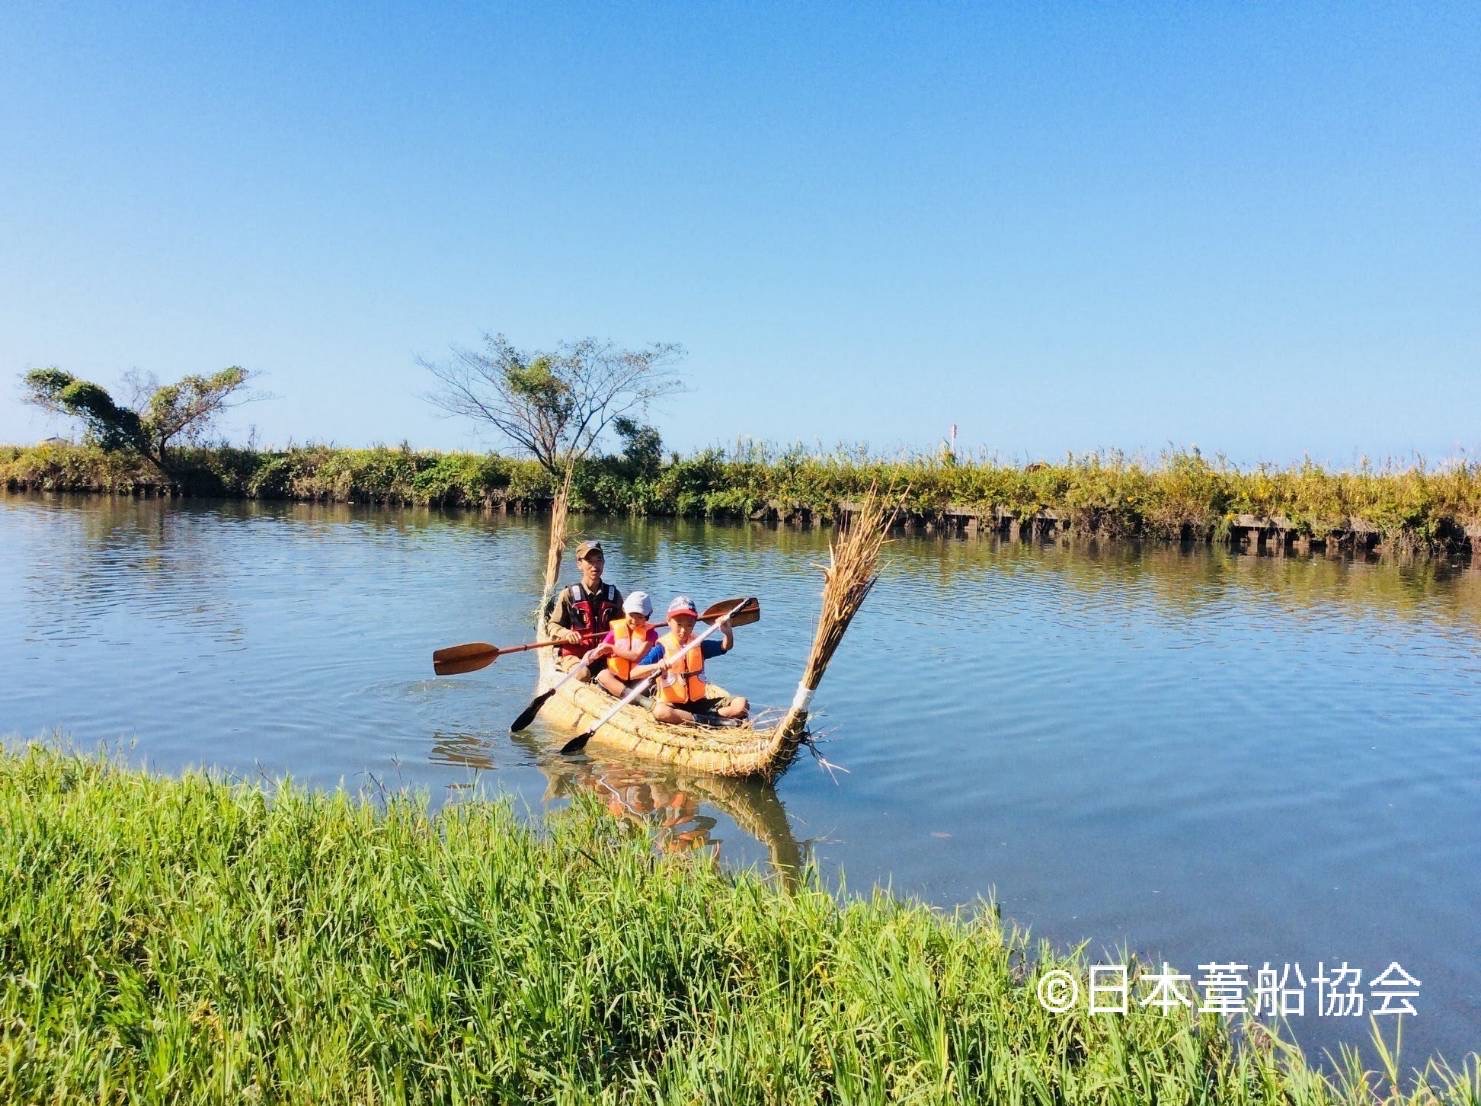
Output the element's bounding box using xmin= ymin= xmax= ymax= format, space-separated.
xmin=430 ymin=730 xmax=806 ymax=886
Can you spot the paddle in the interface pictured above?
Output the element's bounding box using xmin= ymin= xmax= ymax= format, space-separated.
xmin=432 ymin=631 xmax=601 ymax=677
xmin=558 ymin=596 xmax=759 ymax=755
xmin=509 ymin=655 xmax=593 ymax=732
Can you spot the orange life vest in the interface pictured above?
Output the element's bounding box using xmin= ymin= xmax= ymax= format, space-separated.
xmin=605 ymin=616 xmax=651 ymax=681
xmin=657 ymin=630 xmax=708 ymax=704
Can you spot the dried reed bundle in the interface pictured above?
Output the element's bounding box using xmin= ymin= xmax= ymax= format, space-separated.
xmin=779 ymin=486 xmax=898 ymax=738
xmin=542 ymin=467 xmax=573 ymax=596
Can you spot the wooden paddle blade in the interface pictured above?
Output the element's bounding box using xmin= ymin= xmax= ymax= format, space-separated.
xmin=727 ymin=597 xmax=760 ymax=627
xmin=433 ymin=651 xmax=498 ymax=676
xmin=432 ymin=641 xmax=499 ymax=666
xmin=559 ymin=730 xmax=593 ymax=755
xmin=509 ymin=689 xmax=555 ymax=733
xmin=700 ymin=596 xmax=760 ymax=627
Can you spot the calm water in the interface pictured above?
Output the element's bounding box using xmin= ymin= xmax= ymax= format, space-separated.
xmin=3 ymin=492 xmax=1478 ymax=1067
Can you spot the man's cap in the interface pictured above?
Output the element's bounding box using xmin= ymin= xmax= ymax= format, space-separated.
xmin=666 ymin=595 xmax=699 ymax=620
xmin=575 ymin=540 xmax=604 ymax=560
xmin=623 ymin=590 xmax=652 ymax=617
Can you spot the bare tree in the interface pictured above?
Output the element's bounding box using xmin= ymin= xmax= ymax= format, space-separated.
xmin=421 ymin=334 xmax=684 ymax=475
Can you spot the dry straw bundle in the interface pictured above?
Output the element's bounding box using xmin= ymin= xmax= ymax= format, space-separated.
xmin=780 ymin=486 xmax=899 ymax=738
xmin=542 ymin=467 xmax=574 ymax=596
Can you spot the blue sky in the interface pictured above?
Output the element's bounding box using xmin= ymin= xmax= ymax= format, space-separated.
xmin=3 ymin=2 xmax=1478 ymax=466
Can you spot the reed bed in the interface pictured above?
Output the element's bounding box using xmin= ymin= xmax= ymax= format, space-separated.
xmin=7 ymin=442 xmax=1481 ymax=554
xmin=2 ymin=743 xmax=1475 ymax=1104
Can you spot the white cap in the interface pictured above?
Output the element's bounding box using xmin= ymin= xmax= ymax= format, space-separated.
xmin=622 ymin=590 xmax=653 ymax=618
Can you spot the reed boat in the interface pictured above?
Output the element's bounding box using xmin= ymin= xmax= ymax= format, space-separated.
xmin=530 ymin=481 xmax=892 ymax=781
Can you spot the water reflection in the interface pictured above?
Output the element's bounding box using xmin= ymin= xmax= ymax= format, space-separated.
xmin=13 ymin=494 xmax=1480 ymax=634
xmin=15 ymin=495 xmax=248 ymax=646
xmin=873 ymin=533 xmax=1481 ymax=633
xmin=431 ymin=728 xmax=806 ymax=885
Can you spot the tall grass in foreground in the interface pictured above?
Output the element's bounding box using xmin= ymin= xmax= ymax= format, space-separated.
xmin=2 ymin=744 xmax=1476 ymax=1104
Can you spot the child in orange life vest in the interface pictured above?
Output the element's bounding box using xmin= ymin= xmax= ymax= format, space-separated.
xmin=587 ymin=591 xmax=661 ymax=697
xmin=630 ymin=596 xmax=749 ymax=724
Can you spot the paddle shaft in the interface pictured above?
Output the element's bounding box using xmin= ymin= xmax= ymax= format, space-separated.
xmin=503 ymin=633 xmax=601 ymax=657
xmin=433 ymin=629 xmax=603 ymax=674
xmin=508 ymin=656 xmax=595 ymax=731
xmin=538 ymin=652 xmax=599 ymax=704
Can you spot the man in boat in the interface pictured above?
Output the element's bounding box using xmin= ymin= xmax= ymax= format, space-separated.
xmin=588 ymin=590 xmax=661 ymax=697
xmin=631 ymin=596 xmax=750 ymax=725
xmin=543 ymin=540 xmax=623 ymax=680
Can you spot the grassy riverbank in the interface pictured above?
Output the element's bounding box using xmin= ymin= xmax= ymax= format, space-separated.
xmin=7 ymin=440 xmax=1481 ymax=550
xmin=2 ymin=745 xmax=1475 ymax=1103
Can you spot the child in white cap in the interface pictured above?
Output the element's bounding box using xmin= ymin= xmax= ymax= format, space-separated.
xmin=589 ymin=590 xmax=661 ymax=697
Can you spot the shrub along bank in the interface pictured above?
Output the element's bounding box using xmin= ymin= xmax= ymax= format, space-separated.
xmin=6 ymin=440 xmax=1481 ymax=551
xmin=2 ymin=743 xmax=1474 ymax=1104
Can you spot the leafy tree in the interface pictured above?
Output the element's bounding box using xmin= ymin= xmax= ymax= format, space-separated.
xmin=421 ymin=334 xmax=683 ymax=476
xmin=22 ymin=366 xmax=255 ymax=473
xmin=612 ymin=416 xmax=664 ymax=479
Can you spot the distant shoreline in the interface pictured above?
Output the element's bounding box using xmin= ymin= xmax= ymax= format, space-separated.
xmin=6 ymin=441 xmax=1480 ymax=558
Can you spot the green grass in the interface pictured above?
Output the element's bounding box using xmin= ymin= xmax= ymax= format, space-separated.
xmin=6 ymin=441 xmax=1481 ymax=553
xmin=1 ymin=744 xmax=1475 ymax=1104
